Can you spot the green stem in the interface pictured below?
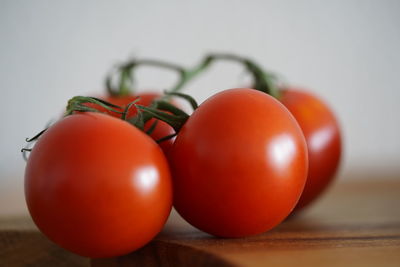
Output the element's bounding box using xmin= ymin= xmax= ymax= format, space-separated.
xmin=156 ymin=133 xmax=177 ymax=144
xmin=134 ymin=91 xmax=198 ymax=134
xmin=118 ymin=67 xmax=133 ymax=96
xmin=164 ymin=92 xmax=199 ymax=110
xmin=199 ymin=53 xmax=281 ymax=99
xmin=169 ymin=56 xmax=213 ymax=92
xmin=106 ymin=58 xmax=190 ymax=96
xmin=145 ymin=120 xmax=158 ymax=135
xmin=25 ymin=128 xmax=48 ymax=142
xmin=157 ymin=53 xmax=281 ymax=99
xmin=136 ymin=104 xmax=188 ymax=133
xmin=65 ymin=96 xmax=149 ymax=130
xmin=65 ymin=96 xmax=123 ymax=116
xmin=107 ymin=53 xmax=282 ymax=99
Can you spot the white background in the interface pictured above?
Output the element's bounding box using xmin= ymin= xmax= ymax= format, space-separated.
xmin=1 ymin=0 xmax=399 ymax=215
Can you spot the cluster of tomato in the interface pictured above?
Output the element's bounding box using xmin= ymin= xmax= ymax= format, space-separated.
xmin=23 ymin=53 xmax=341 ymax=258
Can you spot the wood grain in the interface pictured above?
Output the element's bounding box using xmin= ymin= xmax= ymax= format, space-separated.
xmin=1 ymin=178 xmax=399 ymax=266
xmin=92 ymin=178 xmax=400 ymax=267
xmin=0 ymin=217 xmax=88 ymax=266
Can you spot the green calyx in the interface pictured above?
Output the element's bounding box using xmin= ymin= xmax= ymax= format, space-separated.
xmin=65 ymin=96 xmax=149 ymax=131
xmin=136 ymin=104 xmax=187 ymax=133
xmin=23 ymin=53 xmax=281 ymax=160
xmin=64 ymin=92 xmax=198 ymax=141
xmin=136 ymin=91 xmax=198 ymax=133
xmin=65 ymin=96 xmax=123 ymax=116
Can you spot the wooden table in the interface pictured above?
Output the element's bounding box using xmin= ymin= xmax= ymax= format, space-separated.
xmin=1 ymin=178 xmax=400 ymax=266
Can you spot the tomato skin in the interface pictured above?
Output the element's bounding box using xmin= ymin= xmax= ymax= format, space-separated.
xmin=280 ymin=89 xmax=341 ymax=211
xmin=25 ymin=113 xmax=172 ymax=258
xmin=100 ymin=92 xmax=160 ymax=118
xmin=88 ymin=92 xmax=175 ymax=154
xmin=170 ymin=88 xmax=308 ymax=237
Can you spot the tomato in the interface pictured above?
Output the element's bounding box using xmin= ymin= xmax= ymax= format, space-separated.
xmin=169 ymin=88 xmax=308 ymax=237
xmin=99 ymin=92 xmax=160 ymax=118
xmin=87 ymin=92 xmax=175 ymax=154
xmin=25 ymin=113 xmax=172 ymax=258
xmin=280 ymin=88 xmax=341 ymax=211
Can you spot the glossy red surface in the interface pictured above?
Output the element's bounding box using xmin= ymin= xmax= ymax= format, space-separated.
xmin=170 ymin=88 xmax=308 ymax=237
xmin=87 ymin=92 xmax=175 ymax=154
xmin=25 ymin=113 xmax=172 ymax=258
xmin=280 ymin=89 xmax=341 ymax=211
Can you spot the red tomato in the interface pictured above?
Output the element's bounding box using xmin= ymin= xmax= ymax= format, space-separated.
xmin=280 ymin=89 xmax=341 ymax=211
xmin=25 ymin=113 xmax=172 ymax=258
xmin=88 ymin=92 xmax=175 ymax=154
xmin=169 ymin=88 xmax=308 ymax=237
xmin=99 ymin=92 xmax=160 ymax=117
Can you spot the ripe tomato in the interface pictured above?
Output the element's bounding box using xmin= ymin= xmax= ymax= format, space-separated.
xmin=25 ymin=113 xmax=172 ymax=258
xmin=169 ymin=88 xmax=308 ymax=237
xmin=88 ymin=92 xmax=175 ymax=154
xmin=280 ymin=88 xmax=341 ymax=211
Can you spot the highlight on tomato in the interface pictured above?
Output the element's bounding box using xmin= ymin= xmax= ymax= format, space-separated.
xmin=177 ymin=53 xmax=342 ymax=212
xmin=139 ymin=88 xmax=308 ymax=237
xmin=280 ymin=88 xmax=341 ymax=211
xmin=24 ymin=112 xmax=172 ymax=258
xmin=22 ymin=52 xmax=342 ymax=260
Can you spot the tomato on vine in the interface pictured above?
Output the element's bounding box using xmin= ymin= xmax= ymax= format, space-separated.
xmin=85 ymin=58 xmax=195 ymax=154
xmin=87 ymin=92 xmax=175 ymax=153
xmin=24 ymin=111 xmax=172 ymax=258
xmin=176 ymin=53 xmax=342 ymax=212
xmin=280 ymin=88 xmax=341 ymax=211
xmin=139 ymin=88 xmax=308 ymax=237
